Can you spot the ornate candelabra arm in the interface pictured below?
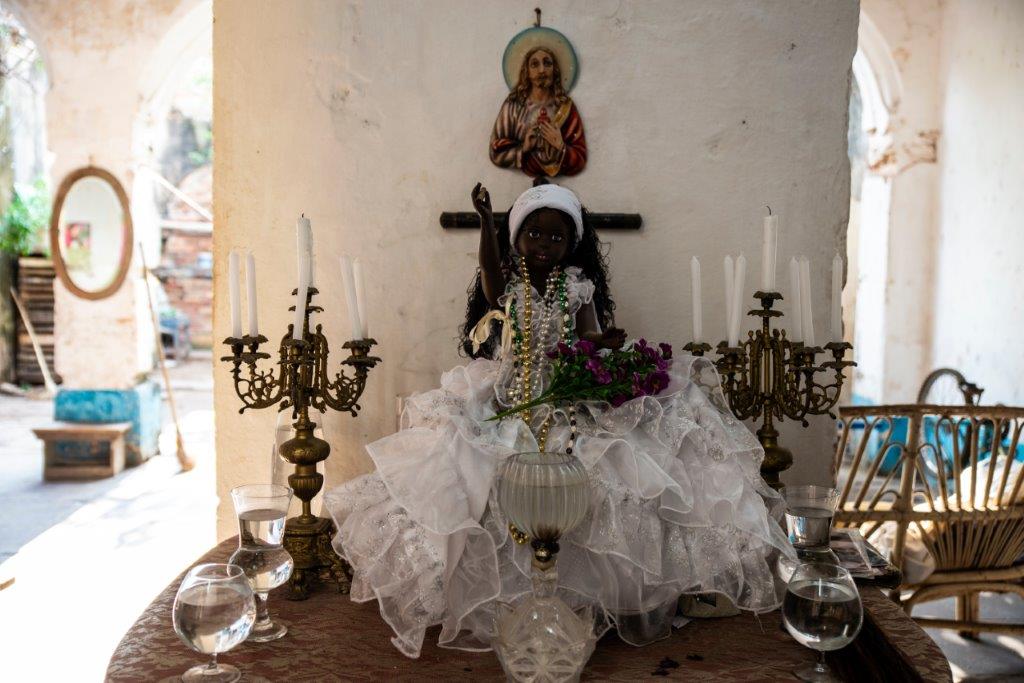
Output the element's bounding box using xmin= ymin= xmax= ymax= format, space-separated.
xmin=811 ymin=341 xmax=856 ymax=417
xmin=220 ymin=333 xmax=289 ymax=412
xmin=322 ymin=339 xmax=382 ymax=415
xmin=683 ymin=341 xmax=712 ymax=357
xmin=714 ymin=342 xmax=760 ymax=420
xmin=752 ymin=290 xmax=784 ymax=311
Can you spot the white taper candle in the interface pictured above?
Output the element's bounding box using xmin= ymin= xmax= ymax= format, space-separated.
xmin=340 ymin=255 xmax=365 ymax=339
xmin=245 ymin=251 xmax=258 ymax=337
xmin=724 ymin=255 xmax=734 ymax=344
xmin=690 ymin=256 xmax=702 ymax=343
xmin=730 ymin=254 xmax=747 ymax=347
xmin=353 ymin=258 xmax=369 ymax=339
xmin=831 ymin=253 xmax=843 ymax=342
xmin=789 ymin=257 xmax=802 ymax=342
xmin=799 ymin=257 xmax=815 ymax=347
xmin=297 ymin=216 xmax=311 ymax=274
xmin=228 ymin=249 xmax=242 ymax=338
xmin=292 ymin=250 xmax=310 ymax=341
xmin=762 ymin=213 xmax=779 ymax=291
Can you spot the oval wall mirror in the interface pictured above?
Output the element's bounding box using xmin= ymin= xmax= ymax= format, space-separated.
xmin=49 ymin=166 xmax=133 ymax=300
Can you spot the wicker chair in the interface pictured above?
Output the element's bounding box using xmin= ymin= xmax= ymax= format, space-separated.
xmin=834 ymin=404 xmax=1024 ymax=636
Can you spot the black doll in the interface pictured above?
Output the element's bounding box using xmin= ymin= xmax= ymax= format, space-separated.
xmin=462 ymin=180 xmax=625 ymax=359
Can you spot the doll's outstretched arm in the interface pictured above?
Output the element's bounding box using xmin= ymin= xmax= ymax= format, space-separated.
xmin=575 ymin=301 xmax=627 ymax=350
xmin=473 ymin=182 xmax=506 ymax=307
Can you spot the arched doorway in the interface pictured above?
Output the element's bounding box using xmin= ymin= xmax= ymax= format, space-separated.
xmin=844 ymin=10 xmax=901 ymax=405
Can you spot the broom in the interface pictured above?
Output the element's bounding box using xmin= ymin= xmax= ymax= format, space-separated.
xmin=139 ymin=244 xmax=194 ymax=472
xmin=9 ymin=286 xmax=58 ymax=396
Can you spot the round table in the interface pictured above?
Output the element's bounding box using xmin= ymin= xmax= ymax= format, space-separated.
xmin=107 ymin=539 xmax=951 ymax=681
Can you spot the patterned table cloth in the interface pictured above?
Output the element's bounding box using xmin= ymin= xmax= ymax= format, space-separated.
xmin=107 ymin=539 xmax=951 ymax=682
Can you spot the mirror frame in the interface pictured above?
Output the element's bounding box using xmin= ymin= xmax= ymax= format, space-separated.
xmin=49 ymin=166 xmax=134 ymax=301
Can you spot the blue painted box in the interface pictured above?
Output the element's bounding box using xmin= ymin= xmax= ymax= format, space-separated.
xmin=54 ymin=381 xmax=162 ymax=466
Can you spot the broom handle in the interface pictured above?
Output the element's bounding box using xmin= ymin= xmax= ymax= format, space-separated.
xmin=9 ymin=285 xmax=58 ymax=395
xmin=138 ymin=245 xmax=194 ymax=471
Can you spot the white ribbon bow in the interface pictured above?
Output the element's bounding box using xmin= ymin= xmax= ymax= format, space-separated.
xmin=470 ymin=307 xmax=513 ymax=356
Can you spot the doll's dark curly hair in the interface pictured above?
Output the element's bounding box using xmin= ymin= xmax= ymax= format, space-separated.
xmin=459 ymin=183 xmax=615 ymax=359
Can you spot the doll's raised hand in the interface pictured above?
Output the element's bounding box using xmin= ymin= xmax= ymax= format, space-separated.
xmin=600 ymin=327 xmax=628 ymax=350
xmin=472 ymin=182 xmax=494 ymax=229
xmin=585 ymin=326 xmax=627 ymax=351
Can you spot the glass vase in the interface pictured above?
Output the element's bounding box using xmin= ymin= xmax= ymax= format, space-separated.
xmin=228 ymin=484 xmax=294 ymax=642
xmin=493 ymin=451 xmax=596 ymax=683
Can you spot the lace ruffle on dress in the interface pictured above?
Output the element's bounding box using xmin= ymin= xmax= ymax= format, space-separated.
xmin=325 ymin=267 xmax=793 ymax=658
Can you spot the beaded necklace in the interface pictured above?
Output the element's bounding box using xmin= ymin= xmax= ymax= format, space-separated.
xmin=506 ymin=256 xmax=578 ymax=455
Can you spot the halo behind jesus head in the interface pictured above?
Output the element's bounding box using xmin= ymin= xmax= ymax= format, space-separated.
xmin=502 ymin=26 xmax=579 ymax=93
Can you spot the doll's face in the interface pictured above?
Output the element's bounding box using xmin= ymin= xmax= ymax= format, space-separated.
xmin=516 ymin=208 xmax=572 ymax=272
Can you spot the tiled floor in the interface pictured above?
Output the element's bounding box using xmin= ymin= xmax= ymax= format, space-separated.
xmin=918 ymin=594 xmax=1024 ymax=681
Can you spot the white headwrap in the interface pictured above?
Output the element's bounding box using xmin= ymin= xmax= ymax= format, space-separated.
xmin=507 ymin=184 xmax=583 ymax=253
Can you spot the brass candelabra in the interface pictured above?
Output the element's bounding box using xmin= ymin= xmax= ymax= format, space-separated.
xmin=684 ymin=291 xmax=854 ymax=488
xmin=220 ymin=286 xmax=380 ymax=599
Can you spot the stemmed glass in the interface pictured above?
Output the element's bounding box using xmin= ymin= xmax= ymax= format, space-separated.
xmin=172 ymin=563 xmax=256 ymax=682
xmin=229 ymin=484 xmax=295 ymax=642
xmin=782 ymin=562 xmax=863 ymax=682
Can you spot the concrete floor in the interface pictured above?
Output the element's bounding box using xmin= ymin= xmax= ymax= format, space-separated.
xmin=1 ymin=350 xmax=1023 ymax=680
xmin=0 ymin=351 xmax=217 ymax=681
xmin=917 ymin=594 xmax=1024 ymax=682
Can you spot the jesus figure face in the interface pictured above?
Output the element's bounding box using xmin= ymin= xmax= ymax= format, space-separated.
xmin=515 ymin=47 xmax=565 ymax=102
xmin=527 ymin=49 xmax=555 ymax=91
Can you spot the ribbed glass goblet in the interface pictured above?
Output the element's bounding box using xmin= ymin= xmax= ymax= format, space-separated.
xmin=493 ymin=451 xmax=595 ymax=683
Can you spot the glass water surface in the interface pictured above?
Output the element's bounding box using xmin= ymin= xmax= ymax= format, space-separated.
xmin=785 ymin=507 xmax=834 ymax=550
xmin=175 ymin=583 xmax=255 ymax=653
xmin=232 ymin=508 xmax=293 ymax=593
xmin=782 ymin=486 xmax=840 ymax=552
xmin=782 ymin=563 xmax=863 ymax=682
xmin=172 ymin=563 xmax=256 ymax=683
xmin=783 ymin=578 xmax=861 ymax=650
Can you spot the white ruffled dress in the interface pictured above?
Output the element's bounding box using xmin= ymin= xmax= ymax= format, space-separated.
xmin=325 ymin=267 xmax=792 ymax=658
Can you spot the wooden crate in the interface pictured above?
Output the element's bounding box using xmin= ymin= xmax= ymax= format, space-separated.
xmin=14 ymin=256 xmax=57 ymax=386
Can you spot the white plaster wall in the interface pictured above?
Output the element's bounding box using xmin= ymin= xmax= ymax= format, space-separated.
xmin=213 ymin=0 xmax=859 ymax=538
xmin=930 ymin=0 xmax=1024 ymax=404
xmin=856 ymin=0 xmax=944 ymax=403
xmin=8 ymin=0 xmax=205 ymax=389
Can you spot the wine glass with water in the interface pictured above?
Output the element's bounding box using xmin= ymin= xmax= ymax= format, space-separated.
xmin=229 ymin=483 xmax=295 ymax=642
xmin=172 ymin=563 xmax=256 ymax=682
xmin=782 ymin=562 xmax=863 ymax=682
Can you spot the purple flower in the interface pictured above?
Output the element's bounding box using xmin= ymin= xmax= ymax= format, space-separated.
xmin=659 ymin=342 xmax=673 ymax=360
xmin=610 ymin=394 xmax=629 ymax=407
xmin=633 ymin=338 xmax=650 ymax=353
xmin=557 ymin=341 xmax=573 ymax=357
xmin=631 ymin=372 xmax=649 ymax=397
xmin=574 ymin=339 xmax=597 ymax=357
xmin=647 ymin=370 xmax=670 ymax=395
xmin=584 ymin=357 xmax=612 ymax=384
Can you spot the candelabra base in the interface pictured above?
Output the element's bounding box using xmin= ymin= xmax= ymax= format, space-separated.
xmin=283 ymin=514 xmax=351 ymax=600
